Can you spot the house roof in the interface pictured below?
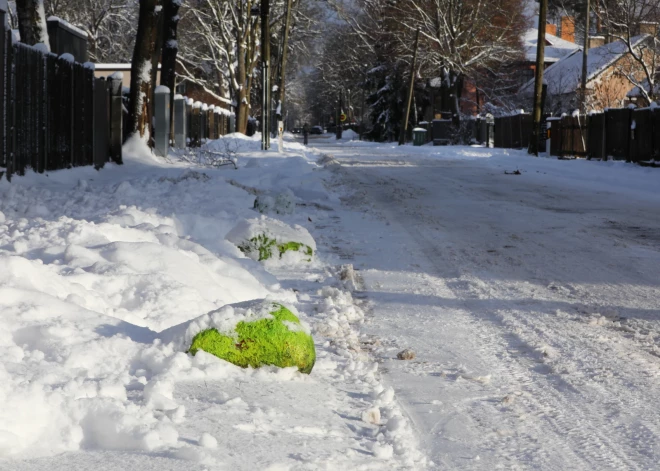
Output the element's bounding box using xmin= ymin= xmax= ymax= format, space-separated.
xmin=520 ymin=35 xmax=649 ymax=95
xmin=523 ymin=28 xmax=580 ymax=63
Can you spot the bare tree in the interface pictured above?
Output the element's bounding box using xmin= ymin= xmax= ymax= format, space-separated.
xmin=44 ymin=0 xmax=138 ymax=62
xmin=177 ymin=0 xmax=260 ymax=133
xmin=596 ymin=0 xmax=660 ymax=103
xmin=393 ymin=0 xmax=528 ymax=124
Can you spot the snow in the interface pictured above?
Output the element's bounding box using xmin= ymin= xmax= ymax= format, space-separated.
xmin=154 ymin=85 xmax=170 ymax=94
xmin=522 ymin=28 xmax=580 ymax=63
xmin=307 ymin=139 xmax=660 ymax=469
xmin=108 ymin=71 xmax=123 ymax=81
xmin=32 ymin=43 xmax=50 ymax=54
xmin=0 ymin=134 xmax=427 ymax=469
xmin=3 ymin=132 xmax=660 ymax=469
xmin=59 ymin=53 xmax=75 ymax=63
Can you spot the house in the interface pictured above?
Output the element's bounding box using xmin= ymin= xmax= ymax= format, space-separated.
xmin=520 ymin=25 xmax=580 ymax=85
xmin=519 ymin=35 xmax=651 ymax=114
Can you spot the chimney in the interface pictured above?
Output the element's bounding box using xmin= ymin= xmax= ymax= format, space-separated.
xmin=639 ymin=22 xmax=659 ymax=37
xmin=560 ymin=16 xmax=575 ymax=43
xmin=546 ymin=23 xmax=557 ymax=36
xmin=589 ymin=36 xmax=605 ymax=49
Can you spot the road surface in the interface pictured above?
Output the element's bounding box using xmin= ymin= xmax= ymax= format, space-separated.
xmin=312 ymin=139 xmax=660 ymax=470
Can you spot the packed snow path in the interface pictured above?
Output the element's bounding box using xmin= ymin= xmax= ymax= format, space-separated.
xmin=313 ymin=140 xmax=660 ymax=470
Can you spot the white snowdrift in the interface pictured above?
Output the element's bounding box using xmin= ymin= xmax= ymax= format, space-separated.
xmin=226 ymin=215 xmax=316 ymax=265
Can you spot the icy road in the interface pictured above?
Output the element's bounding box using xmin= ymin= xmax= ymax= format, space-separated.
xmin=313 ymin=139 xmax=660 ymax=470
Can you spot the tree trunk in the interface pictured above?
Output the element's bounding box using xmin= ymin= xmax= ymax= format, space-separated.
xmin=160 ymin=0 xmax=180 ymax=144
xmin=16 ymin=0 xmax=50 ymax=49
xmin=236 ymin=38 xmax=248 ymax=134
xmin=127 ymin=0 xmax=161 ymax=140
xmin=149 ymin=4 xmax=164 ymax=146
xmin=277 ymin=0 xmax=294 ymax=122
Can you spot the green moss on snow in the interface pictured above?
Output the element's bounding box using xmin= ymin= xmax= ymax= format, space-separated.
xmin=188 ymin=304 xmax=316 ymax=374
xmin=238 ymin=234 xmax=313 ymax=261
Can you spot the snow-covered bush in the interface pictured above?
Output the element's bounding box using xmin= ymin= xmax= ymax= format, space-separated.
xmin=164 ymin=300 xmax=316 ymax=374
xmin=253 ymin=189 xmax=296 ymax=215
xmin=226 ymin=216 xmax=315 ymax=263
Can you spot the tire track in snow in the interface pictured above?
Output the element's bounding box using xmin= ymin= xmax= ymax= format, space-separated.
xmin=328 ymin=158 xmax=660 ymax=470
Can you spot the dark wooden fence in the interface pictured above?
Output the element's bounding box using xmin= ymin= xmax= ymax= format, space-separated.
xmin=0 ymin=7 xmax=235 ymax=181
xmin=493 ymin=114 xmax=533 ymax=149
xmin=548 ymin=115 xmax=587 ymax=157
xmin=0 ymin=8 xmax=122 ymax=181
xmin=186 ymin=102 xmax=232 ymax=148
xmin=488 ymin=106 xmax=660 ymax=164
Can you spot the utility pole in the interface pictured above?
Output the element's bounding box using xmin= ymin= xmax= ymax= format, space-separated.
xmin=580 ymin=0 xmax=590 ymax=112
xmin=528 ymin=0 xmax=547 ymax=156
xmin=399 ymin=28 xmax=420 ymax=145
xmin=277 ymin=0 xmax=294 ymax=128
xmin=261 ymin=0 xmax=270 ymax=150
xmin=361 ymin=67 xmax=366 ymax=140
xmin=336 ymin=89 xmax=343 ymax=139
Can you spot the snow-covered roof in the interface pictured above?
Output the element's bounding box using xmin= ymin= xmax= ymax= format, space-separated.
xmin=521 ymin=35 xmax=649 ymax=96
xmin=523 ymin=28 xmax=580 ymax=63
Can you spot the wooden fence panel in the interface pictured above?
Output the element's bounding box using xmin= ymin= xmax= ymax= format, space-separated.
xmin=630 ymin=108 xmax=653 ymax=163
xmin=0 ymin=16 xmax=6 ymax=170
xmin=548 ymin=119 xmax=562 ymax=156
xmin=20 ymin=45 xmax=46 ymax=174
xmin=72 ymin=63 xmax=95 ymax=167
xmin=93 ymin=78 xmax=109 ymax=169
xmin=587 ymin=113 xmax=606 ymax=160
xmin=560 ymin=116 xmax=587 ymax=156
xmin=510 ymin=115 xmax=522 ymax=148
xmin=46 ymin=55 xmax=74 ymax=170
xmin=653 ymin=110 xmax=660 ymax=161
xmin=605 ymin=108 xmax=631 ymax=160
xmin=208 ymin=110 xmax=215 ymax=139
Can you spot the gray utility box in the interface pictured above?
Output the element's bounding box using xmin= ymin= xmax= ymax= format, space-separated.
xmin=154 ymin=86 xmax=171 ymax=157
xmin=432 ymin=119 xmax=452 ymax=146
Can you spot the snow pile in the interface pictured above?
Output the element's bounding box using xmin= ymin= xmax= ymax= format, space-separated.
xmin=340 ymin=129 xmax=359 ymax=141
xmin=203 ymin=133 xmax=261 ymax=153
xmin=253 ymin=189 xmax=296 ymax=215
xmin=0 ymin=135 xmax=426 ymax=468
xmin=226 ymin=216 xmax=316 ymax=265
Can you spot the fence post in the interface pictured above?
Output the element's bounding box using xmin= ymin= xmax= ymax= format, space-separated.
xmin=191 ymin=101 xmax=202 ymax=147
xmin=153 ymin=85 xmax=170 ymax=157
xmin=107 ymin=73 xmax=123 ymax=164
xmin=174 ymin=95 xmax=186 ymax=148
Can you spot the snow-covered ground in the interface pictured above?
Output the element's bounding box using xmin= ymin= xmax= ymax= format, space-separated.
xmin=2 ymin=133 xmax=659 ymax=470
xmin=310 ymin=139 xmax=660 ymax=470
xmin=0 ymin=134 xmax=424 ymax=470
